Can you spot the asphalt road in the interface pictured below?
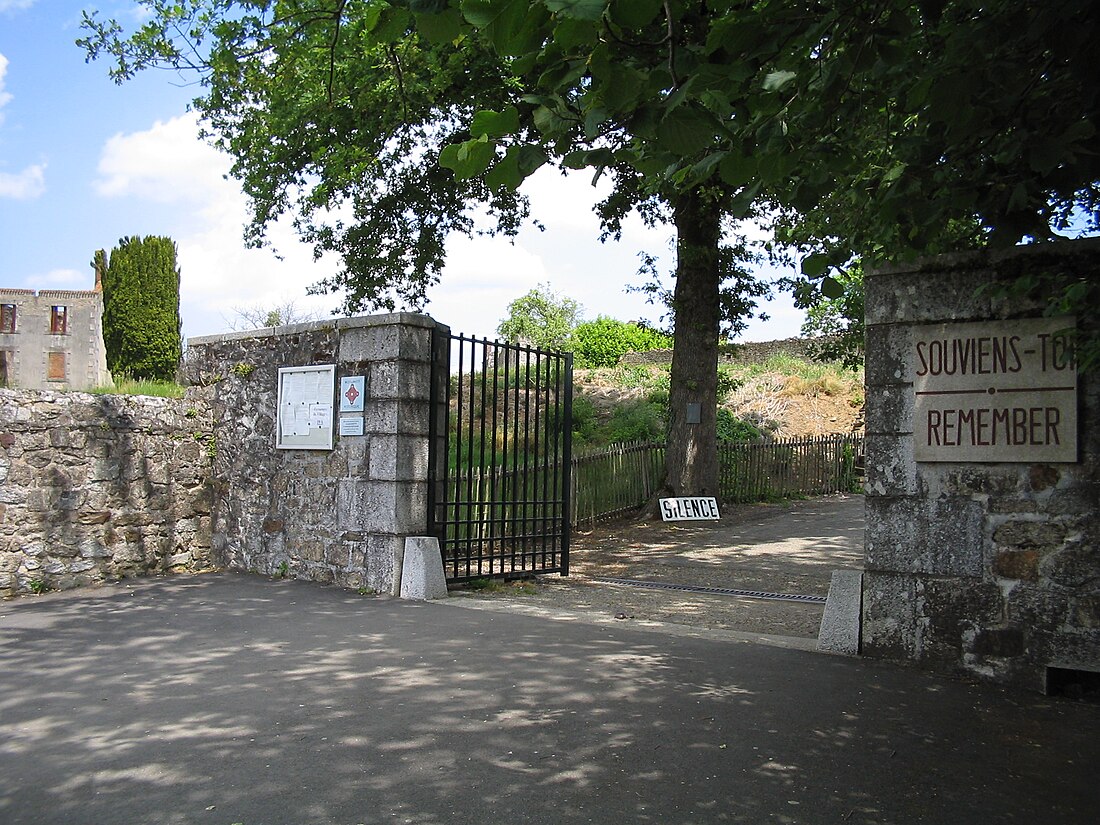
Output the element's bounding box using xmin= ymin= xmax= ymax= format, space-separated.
xmin=2 ymin=574 xmax=1098 ymax=824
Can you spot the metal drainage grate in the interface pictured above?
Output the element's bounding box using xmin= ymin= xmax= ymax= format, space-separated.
xmin=592 ymin=577 xmax=827 ymax=604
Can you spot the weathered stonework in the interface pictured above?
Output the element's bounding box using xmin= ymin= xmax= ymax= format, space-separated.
xmin=863 ymin=238 xmax=1100 ymax=691
xmin=0 ymin=387 xmax=215 ymax=597
xmin=185 ymin=313 xmax=444 ymax=594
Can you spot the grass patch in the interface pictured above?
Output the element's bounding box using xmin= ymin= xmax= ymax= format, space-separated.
xmin=89 ymin=378 xmax=186 ymax=398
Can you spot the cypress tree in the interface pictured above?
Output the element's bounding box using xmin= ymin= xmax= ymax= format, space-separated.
xmin=100 ymin=236 xmax=182 ymax=382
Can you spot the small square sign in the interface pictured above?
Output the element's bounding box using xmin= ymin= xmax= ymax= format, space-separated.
xmin=340 ymin=376 xmax=366 ymax=413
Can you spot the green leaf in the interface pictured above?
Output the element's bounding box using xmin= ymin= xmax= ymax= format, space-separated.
xmin=532 ymin=104 xmax=572 ymax=136
xmin=801 ymin=252 xmax=831 ymax=278
xmin=414 ymin=9 xmax=465 ymax=45
xmin=406 ymin=0 xmax=451 ymax=12
xmin=655 ymin=107 xmax=715 ymax=156
xmin=821 ymin=276 xmax=846 ymax=299
xmin=609 ymin=0 xmax=662 ymax=29
xmin=461 ymin=0 xmax=544 ymax=55
xmin=552 ymin=17 xmax=598 ymax=49
xmin=546 ymin=0 xmax=607 ymax=21
xmin=718 ymin=152 xmax=756 ymax=186
xmin=485 ymin=144 xmax=549 ymax=190
xmin=762 ymin=70 xmax=797 ymax=92
xmin=471 ymin=106 xmax=520 ymax=138
xmin=439 ymin=138 xmax=496 ymax=180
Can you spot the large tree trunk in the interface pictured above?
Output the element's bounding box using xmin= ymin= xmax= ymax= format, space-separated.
xmin=662 ymin=189 xmax=722 ymax=498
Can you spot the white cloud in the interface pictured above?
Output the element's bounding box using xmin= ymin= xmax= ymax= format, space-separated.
xmin=0 ymin=52 xmax=13 ymax=123
xmin=0 ymin=2 xmax=36 ymax=15
xmin=94 ymin=114 xmax=228 ymax=203
xmin=0 ymin=163 xmax=45 ymax=199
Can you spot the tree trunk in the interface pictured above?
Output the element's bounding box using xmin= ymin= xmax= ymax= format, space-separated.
xmin=662 ymin=189 xmax=722 ymax=498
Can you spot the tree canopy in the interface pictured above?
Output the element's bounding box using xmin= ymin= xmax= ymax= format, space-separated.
xmin=81 ymin=0 xmax=1099 ymax=492
xmin=497 ymin=283 xmax=583 ymax=350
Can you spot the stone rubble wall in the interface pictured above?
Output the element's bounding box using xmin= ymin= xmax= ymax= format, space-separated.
xmin=0 ymin=387 xmax=215 ymax=597
xmin=862 ymin=239 xmax=1100 ymax=691
xmin=620 ymin=337 xmax=831 ymax=367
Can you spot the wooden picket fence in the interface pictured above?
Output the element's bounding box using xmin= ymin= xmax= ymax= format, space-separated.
xmin=450 ymin=434 xmax=864 ymax=532
xmin=718 ymin=434 xmax=864 ymax=503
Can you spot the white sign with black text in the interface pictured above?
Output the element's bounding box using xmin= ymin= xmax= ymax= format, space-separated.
xmin=659 ymin=497 xmax=721 ymax=521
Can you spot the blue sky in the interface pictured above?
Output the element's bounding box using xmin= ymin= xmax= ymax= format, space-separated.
xmin=0 ymin=0 xmax=805 ymax=342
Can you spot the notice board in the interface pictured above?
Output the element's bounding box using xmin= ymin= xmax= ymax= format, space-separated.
xmin=276 ymin=364 xmax=336 ymax=450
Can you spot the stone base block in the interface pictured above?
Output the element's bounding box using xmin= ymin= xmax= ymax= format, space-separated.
xmin=399 ymin=537 xmax=447 ymax=601
xmin=818 ymin=570 xmax=863 ymax=655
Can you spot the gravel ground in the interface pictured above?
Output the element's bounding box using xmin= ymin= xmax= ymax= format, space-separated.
xmin=452 ymin=493 xmax=865 ymax=642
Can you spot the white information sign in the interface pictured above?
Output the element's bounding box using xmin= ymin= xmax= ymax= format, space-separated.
xmin=276 ymin=365 xmax=336 ymax=450
xmin=339 ymin=416 xmax=365 ymax=437
xmin=659 ymin=497 xmax=721 ymax=521
xmin=913 ymin=317 xmax=1077 ymax=463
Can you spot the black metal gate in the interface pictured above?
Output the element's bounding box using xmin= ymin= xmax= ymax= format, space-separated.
xmin=428 ymin=331 xmax=572 ymax=582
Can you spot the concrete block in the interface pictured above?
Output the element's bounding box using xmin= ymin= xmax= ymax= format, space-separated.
xmin=863 ymin=435 xmax=917 ymax=496
xmin=818 ymin=570 xmax=863 ymax=655
xmin=865 ymin=496 xmax=983 ymax=576
xmin=400 ymin=536 xmax=448 ymax=600
xmin=865 ymin=323 xmax=913 ymax=385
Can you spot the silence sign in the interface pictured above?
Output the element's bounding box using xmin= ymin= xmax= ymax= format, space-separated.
xmin=660 ymin=497 xmax=721 ymax=521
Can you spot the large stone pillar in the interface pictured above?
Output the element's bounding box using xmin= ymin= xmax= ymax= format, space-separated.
xmin=862 ymin=239 xmax=1099 ymax=691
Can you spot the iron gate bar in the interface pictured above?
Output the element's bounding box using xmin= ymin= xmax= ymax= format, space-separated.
xmin=591 ymin=577 xmax=828 ymax=604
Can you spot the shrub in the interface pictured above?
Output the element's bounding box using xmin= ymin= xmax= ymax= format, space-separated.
xmin=570 ymin=317 xmax=671 ymax=367
xmin=716 ymin=408 xmax=762 ymax=442
xmin=607 ymin=400 xmax=666 ymax=443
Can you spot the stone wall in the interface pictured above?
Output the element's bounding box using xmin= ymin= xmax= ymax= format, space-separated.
xmin=0 ymin=387 xmax=215 ymax=597
xmin=620 ymin=337 xmax=827 ymax=367
xmin=862 ymin=239 xmax=1100 ymax=691
xmin=185 ymin=313 xmax=443 ymax=595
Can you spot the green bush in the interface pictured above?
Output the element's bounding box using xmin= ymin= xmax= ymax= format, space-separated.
xmin=607 ymin=400 xmax=666 ymax=443
xmin=571 ymin=396 xmax=599 ymax=444
xmin=570 ymin=317 xmax=671 ymax=367
xmin=716 ymin=408 xmax=762 ymax=443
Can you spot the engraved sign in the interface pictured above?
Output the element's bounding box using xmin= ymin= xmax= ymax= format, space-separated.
xmin=913 ymin=317 xmax=1077 ymax=462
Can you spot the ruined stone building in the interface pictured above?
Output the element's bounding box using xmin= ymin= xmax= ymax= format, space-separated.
xmin=0 ymin=277 xmax=111 ymax=391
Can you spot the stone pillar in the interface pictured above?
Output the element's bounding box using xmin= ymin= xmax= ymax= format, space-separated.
xmin=337 ymin=314 xmax=442 ymax=594
xmin=862 ymin=239 xmax=1100 ymax=691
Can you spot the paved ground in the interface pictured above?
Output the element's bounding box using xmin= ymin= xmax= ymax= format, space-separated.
xmin=458 ymin=494 xmax=865 ymax=641
xmin=2 ymin=573 xmax=1098 ymax=825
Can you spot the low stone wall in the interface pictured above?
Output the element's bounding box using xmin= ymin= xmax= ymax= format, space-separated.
xmin=0 ymin=388 xmax=215 ymax=597
xmin=620 ymin=337 xmax=826 ymax=367
xmin=862 ymin=239 xmax=1100 ymax=691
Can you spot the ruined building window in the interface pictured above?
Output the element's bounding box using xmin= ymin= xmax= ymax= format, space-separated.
xmin=50 ymin=305 xmax=68 ymax=334
xmin=47 ymin=351 xmax=66 ymax=382
xmin=0 ymin=350 xmax=11 ymax=387
xmin=0 ymin=304 xmax=15 ymax=333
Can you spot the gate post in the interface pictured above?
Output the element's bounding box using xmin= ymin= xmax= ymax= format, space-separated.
xmin=337 ymin=313 xmax=444 ymax=595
